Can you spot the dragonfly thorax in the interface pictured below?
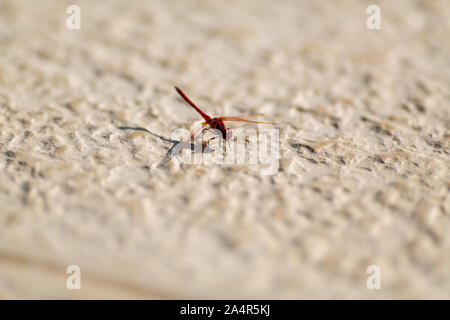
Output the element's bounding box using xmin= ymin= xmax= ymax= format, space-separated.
xmin=208 ymin=118 xmax=227 ymax=139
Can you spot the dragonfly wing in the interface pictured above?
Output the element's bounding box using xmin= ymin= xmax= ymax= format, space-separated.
xmin=218 ymin=113 xmax=262 ymax=119
xmin=217 ymin=115 xmax=277 ymax=125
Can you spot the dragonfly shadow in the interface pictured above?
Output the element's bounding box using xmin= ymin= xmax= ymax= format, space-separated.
xmin=118 ymin=126 xmax=214 ymax=168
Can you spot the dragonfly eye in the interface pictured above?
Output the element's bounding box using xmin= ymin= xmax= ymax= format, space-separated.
xmin=226 ymin=129 xmax=233 ymax=139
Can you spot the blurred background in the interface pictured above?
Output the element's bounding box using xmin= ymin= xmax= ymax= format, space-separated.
xmin=0 ymin=0 xmax=449 ymax=298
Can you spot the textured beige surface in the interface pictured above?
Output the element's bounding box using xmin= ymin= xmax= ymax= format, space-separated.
xmin=0 ymin=0 xmax=449 ymax=299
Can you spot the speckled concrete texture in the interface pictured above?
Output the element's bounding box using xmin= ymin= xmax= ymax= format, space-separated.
xmin=0 ymin=0 xmax=449 ymax=298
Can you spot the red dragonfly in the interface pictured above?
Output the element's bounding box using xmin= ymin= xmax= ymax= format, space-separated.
xmin=174 ymin=86 xmax=276 ymax=144
xmin=120 ymin=87 xmax=277 ymax=167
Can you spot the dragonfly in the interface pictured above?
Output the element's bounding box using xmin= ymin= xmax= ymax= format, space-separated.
xmin=119 ymin=87 xmax=276 ymax=167
xmin=174 ymin=86 xmax=276 ymax=148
